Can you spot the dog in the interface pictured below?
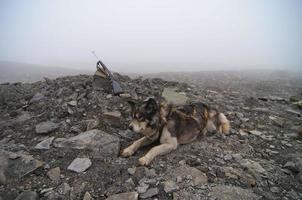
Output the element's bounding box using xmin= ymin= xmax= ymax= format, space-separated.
xmin=121 ymin=97 xmax=230 ymax=165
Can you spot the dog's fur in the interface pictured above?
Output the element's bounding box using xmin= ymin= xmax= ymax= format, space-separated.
xmin=121 ymin=97 xmax=230 ymax=165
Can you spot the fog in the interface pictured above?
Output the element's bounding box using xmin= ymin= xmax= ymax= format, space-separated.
xmin=0 ymin=0 xmax=301 ymax=73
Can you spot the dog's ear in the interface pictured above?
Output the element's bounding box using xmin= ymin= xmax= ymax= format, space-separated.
xmin=145 ymin=98 xmax=157 ymax=114
xmin=127 ymin=100 xmax=136 ymax=111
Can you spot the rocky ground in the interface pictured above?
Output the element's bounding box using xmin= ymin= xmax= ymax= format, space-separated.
xmin=0 ymin=71 xmax=302 ymax=200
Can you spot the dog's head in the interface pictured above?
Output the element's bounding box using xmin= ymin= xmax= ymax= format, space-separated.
xmin=128 ymin=98 xmax=159 ymax=135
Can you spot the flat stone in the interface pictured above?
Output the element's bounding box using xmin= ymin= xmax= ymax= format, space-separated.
xmin=57 ymin=182 xmax=71 ymax=195
xmin=83 ymin=191 xmax=93 ymax=200
xmin=67 ymin=158 xmax=92 ymax=173
xmin=102 ymin=111 xmax=121 ymax=127
xmin=15 ymin=190 xmax=39 ymax=200
xmin=127 ymin=167 xmax=136 ymax=175
xmin=47 ymin=167 xmax=60 ymax=182
xmin=35 ymin=121 xmax=59 ymax=134
xmin=286 ymin=109 xmax=301 ymax=117
xmin=140 ymin=188 xmax=159 ymax=199
xmin=106 ymin=192 xmax=138 ymax=200
xmin=161 ymin=88 xmax=188 ymax=105
xmin=54 ymin=129 xmax=120 ymax=158
xmin=30 ymin=92 xmax=46 ymax=103
xmin=249 ymin=130 xmax=262 ymax=136
xmin=240 ymin=159 xmax=267 ymax=179
xmin=210 ymin=185 xmax=260 ymax=200
xmin=0 ymin=150 xmax=43 ymax=184
xmin=34 ymin=137 xmax=55 ymax=150
xmin=163 ymin=180 xmax=179 ymax=193
xmin=67 ymin=100 xmax=77 ymax=106
xmin=165 ymin=165 xmax=208 ymax=186
xmin=86 ymin=119 xmax=100 ymax=131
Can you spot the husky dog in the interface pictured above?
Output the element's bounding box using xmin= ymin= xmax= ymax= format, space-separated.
xmin=121 ymin=97 xmax=230 ymax=166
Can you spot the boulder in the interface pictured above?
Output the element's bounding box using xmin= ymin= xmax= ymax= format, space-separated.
xmin=53 ymin=129 xmax=120 ymax=158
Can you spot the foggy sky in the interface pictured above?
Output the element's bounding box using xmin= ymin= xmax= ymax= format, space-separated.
xmin=0 ymin=0 xmax=301 ymax=73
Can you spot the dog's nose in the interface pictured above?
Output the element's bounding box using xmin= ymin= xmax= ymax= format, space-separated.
xmin=129 ymin=125 xmax=133 ymax=131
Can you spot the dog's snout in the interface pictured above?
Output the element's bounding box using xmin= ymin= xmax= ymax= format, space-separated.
xmin=129 ymin=124 xmax=133 ymax=130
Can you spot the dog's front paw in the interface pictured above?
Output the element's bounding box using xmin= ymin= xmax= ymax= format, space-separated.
xmin=138 ymin=156 xmax=151 ymax=166
xmin=121 ymin=147 xmax=134 ymax=157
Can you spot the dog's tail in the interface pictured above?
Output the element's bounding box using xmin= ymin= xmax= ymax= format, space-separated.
xmin=218 ymin=113 xmax=230 ymax=134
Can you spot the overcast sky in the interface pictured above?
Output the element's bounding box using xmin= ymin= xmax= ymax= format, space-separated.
xmin=0 ymin=0 xmax=301 ymax=73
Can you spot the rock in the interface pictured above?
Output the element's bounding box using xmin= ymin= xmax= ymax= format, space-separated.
xmin=140 ymin=188 xmax=159 ymax=199
xmin=270 ymin=186 xmax=280 ymax=193
xmin=239 ymin=130 xmax=248 ymax=139
xmin=86 ymin=119 xmax=100 ymax=131
xmin=68 ymin=100 xmax=77 ymax=106
xmin=145 ymin=168 xmax=157 ymax=178
xmin=269 ymin=96 xmax=285 ymax=101
xmin=35 ymin=121 xmax=59 ymax=134
xmin=161 ymin=88 xmax=188 ymax=105
xmin=240 ymin=159 xmax=267 ymax=179
xmin=163 ymin=180 xmax=179 ymax=193
xmin=136 ymin=184 xmax=149 ymax=194
xmin=70 ymin=181 xmax=88 ymax=200
xmin=15 ymin=191 xmax=39 ymax=200
xmin=0 ymin=150 xmax=43 ymax=184
xmin=67 ymin=158 xmax=92 ymax=173
xmin=57 ymin=182 xmax=71 ymax=195
xmin=283 ymin=161 xmax=299 ymax=173
xmin=224 ymin=154 xmax=233 ymax=161
xmin=127 ymin=167 xmax=136 ymax=175
xmin=269 ymin=116 xmax=284 ymax=127
xmin=105 ymin=192 xmax=138 ymax=200
xmin=47 ymin=167 xmax=60 ymax=182
xmin=223 ymin=167 xmax=256 ymax=187
xmin=165 ymin=165 xmax=208 ymax=186
xmin=125 ymin=178 xmax=136 ymax=190
xmin=210 ymin=185 xmax=260 ymax=200
xmin=102 ymin=111 xmax=121 ymax=127
xmin=83 ymin=192 xmax=93 ymax=200
xmin=297 ymin=172 xmax=302 ymax=183
xmin=286 ymin=109 xmax=301 ymax=117
xmin=54 ymin=129 xmax=120 ymax=158
xmin=34 ymin=137 xmax=55 ymax=150
xmin=30 ymin=92 xmax=46 ymax=103
xmin=249 ymin=130 xmax=262 ymax=136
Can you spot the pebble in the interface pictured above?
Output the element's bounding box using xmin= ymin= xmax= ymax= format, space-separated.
xmin=67 ymin=158 xmax=92 ymax=173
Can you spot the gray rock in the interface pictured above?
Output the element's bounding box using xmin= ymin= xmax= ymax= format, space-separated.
xmin=86 ymin=119 xmax=100 ymax=131
xmin=54 ymin=129 xmax=120 ymax=158
xmin=210 ymin=185 xmax=260 ymax=200
xmin=136 ymin=184 xmax=149 ymax=194
xmin=47 ymin=167 xmax=60 ymax=182
xmin=106 ymin=192 xmax=138 ymax=200
xmin=15 ymin=191 xmax=39 ymax=200
xmin=165 ymin=165 xmax=208 ymax=186
xmin=35 ymin=121 xmax=59 ymax=134
xmin=127 ymin=167 xmax=136 ymax=175
xmin=102 ymin=111 xmax=121 ymax=127
xmin=67 ymin=100 xmax=77 ymax=106
xmin=249 ymin=130 xmax=262 ymax=136
xmin=34 ymin=137 xmax=55 ymax=150
xmin=283 ymin=161 xmax=299 ymax=173
xmin=240 ymin=159 xmax=267 ymax=180
xmin=30 ymin=92 xmax=46 ymax=103
xmin=224 ymin=154 xmax=233 ymax=161
xmin=140 ymin=188 xmax=159 ymax=199
xmin=67 ymin=158 xmax=92 ymax=173
xmin=83 ymin=191 xmax=93 ymax=200
xmin=57 ymin=182 xmax=71 ymax=195
xmin=163 ymin=180 xmax=179 ymax=193
xmin=0 ymin=150 xmax=43 ymax=184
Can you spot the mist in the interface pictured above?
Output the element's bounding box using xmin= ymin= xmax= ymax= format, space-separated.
xmin=0 ymin=0 xmax=301 ymax=73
